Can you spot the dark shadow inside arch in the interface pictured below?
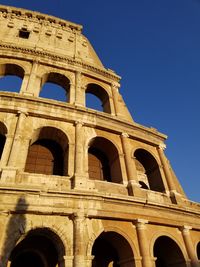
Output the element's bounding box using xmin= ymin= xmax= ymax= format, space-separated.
xmin=25 ymin=127 xmax=69 ymax=176
xmin=9 ymin=228 xmax=65 ymax=267
xmin=154 ymin=236 xmax=187 ymax=267
xmin=0 ymin=121 xmax=7 ymax=159
xmin=86 ymin=83 xmax=111 ymax=113
xmin=92 ymin=231 xmax=135 ymax=267
xmin=88 ymin=137 xmax=122 ymax=183
xmin=40 ymin=72 xmax=70 ymax=103
xmin=0 ymin=64 xmax=24 ymax=93
xmin=197 ymin=242 xmax=200 ymax=260
xmin=134 ymin=149 xmax=165 ymax=192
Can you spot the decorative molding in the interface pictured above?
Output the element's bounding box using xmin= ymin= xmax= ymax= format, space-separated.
xmin=0 ymin=43 xmax=120 ymax=82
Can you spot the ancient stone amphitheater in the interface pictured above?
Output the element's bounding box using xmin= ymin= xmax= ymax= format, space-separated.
xmin=0 ymin=4 xmax=199 ymax=267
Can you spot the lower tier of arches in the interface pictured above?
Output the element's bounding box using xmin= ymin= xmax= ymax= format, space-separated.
xmin=0 ymin=207 xmax=199 ymax=267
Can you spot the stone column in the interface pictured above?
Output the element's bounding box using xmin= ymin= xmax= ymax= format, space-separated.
xmin=120 ymin=133 xmax=141 ymax=196
xmin=73 ymin=212 xmax=86 ymax=267
xmin=63 ymin=256 xmax=74 ymax=267
xmin=135 ymin=219 xmax=153 ymax=267
xmin=111 ymin=82 xmax=120 ymax=116
xmin=157 ymin=144 xmax=175 ymax=192
xmin=157 ymin=144 xmax=183 ymax=204
xmin=181 ymin=226 xmax=199 ymax=267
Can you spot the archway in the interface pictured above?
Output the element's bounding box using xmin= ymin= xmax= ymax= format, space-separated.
xmin=25 ymin=127 xmax=69 ymax=176
xmin=9 ymin=228 xmax=65 ymax=267
xmin=40 ymin=72 xmax=70 ymax=102
xmin=0 ymin=64 xmax=24 ymax=93
xmin=88 ymin=137 xmax=122 ymax=183
xmin=92 ymin=231 xmax=135 ymax=267
xmin=134 ymin=149 xmax=165 ymax=192
xmin=153 ymin=236 xmax=187 ymax=267
xmin=86 ymin=83 xmax=111 ymax=113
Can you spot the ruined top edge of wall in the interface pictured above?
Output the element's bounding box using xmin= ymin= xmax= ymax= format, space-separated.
xmin=0 ymin=4 xmax=83 ymax=32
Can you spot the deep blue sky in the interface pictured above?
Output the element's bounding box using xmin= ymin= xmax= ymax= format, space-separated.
xmin=1 ymin=0 xmax=200 ymax=202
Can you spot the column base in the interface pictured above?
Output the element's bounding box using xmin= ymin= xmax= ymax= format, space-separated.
xmin=170 ymin=190 xmax=183 ymax=205
xmin=127 ymin=180 xmax=145 ymax=198
xmin=0 ymin=167 xmax=18 ymax=183
xmin=73 ymin=255 xmax=86 ymax=267
xmin=72 ymin=174 xmax=96 ymax=191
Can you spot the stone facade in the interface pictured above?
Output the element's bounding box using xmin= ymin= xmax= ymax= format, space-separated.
xmin=0 ymin=5 xmax=199 ymax=267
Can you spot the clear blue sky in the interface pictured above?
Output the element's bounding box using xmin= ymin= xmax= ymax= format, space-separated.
xmin=1 ymin=0 xmax=200 ymax=202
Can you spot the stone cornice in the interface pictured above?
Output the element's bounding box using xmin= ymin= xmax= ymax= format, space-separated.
xmin=0 ymin=92 xmax=167 ymax=144
xmin=0 ymin=43 xmax=121 ymax=82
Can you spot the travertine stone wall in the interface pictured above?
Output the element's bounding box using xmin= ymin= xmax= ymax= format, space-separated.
xmin=0 ymin=5 xmax=199 ymax=267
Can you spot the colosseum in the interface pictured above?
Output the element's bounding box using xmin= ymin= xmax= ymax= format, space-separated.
xmin=0 ymin=4 xmax=199 ymax=267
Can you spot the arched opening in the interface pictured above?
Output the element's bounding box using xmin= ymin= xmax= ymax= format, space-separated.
xmin=0 ymin=122 xmax=7 ymax=159
xmin=154 ymin=236 xmax=187 ymax=267
xmin=197 ymin=242 xmax=200 ymax=260
xmin=88 ymin=137 xmax=122 ymax=183
xmin=92 ymin=231 xmax=135 ymax=267
xmin=134 ymin=149 xmax=165 ymax=192
xmin=40 ymin=72 xmax=70 ymax=102
xmin=0 ymin=64 xmax=24 ymax=93
xmin=86 ymin=83 xmax=111 ymax=113
xmin=25 ymin=127 xmax=68 ymax=176
xmin=9 ymin=228 xmax=65 ymax=267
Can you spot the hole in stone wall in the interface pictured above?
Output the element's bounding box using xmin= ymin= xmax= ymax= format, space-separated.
xmin=19 ymin=29 xmax=30 ymax=39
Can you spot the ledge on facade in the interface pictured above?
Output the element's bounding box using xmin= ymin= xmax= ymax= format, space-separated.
xmin=92 ymin=180 xmax=128 ymax=196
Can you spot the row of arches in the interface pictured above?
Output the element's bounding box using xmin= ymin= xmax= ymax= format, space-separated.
xmin=0 ymin=123 xmax=165 ymax=192
xmin=6 ymin=227 xmax=200 ymax=267
xmin=0 ymin=63 xmax=111 ymax=113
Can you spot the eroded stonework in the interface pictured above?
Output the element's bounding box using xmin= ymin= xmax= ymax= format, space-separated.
xmin=0 ymin=5 xmax=199 ymax=267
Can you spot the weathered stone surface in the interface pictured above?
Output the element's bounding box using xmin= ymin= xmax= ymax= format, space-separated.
xmin=0 ymin=5 xmax=199 ymax=267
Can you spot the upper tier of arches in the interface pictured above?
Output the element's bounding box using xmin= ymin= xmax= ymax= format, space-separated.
xmin=0 ymin=63 xmax=119 ymax=116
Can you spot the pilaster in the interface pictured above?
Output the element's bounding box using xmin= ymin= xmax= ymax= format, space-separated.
xmin=23 ymin=61 xmax=40 ymax=96
xmin=111 ymin=82 xmax=120 ymax=116
xmin=181 ymin=226 xmax=199 ymax=267
xmin=135 ymin=219 xmax=153 ymax=267
xmin=75 ymin=71 xmax=84 ymax=107
xmin=73 ymin=121 xmax=87 ymax=189
xmin=157 ymin=144 xmax=182 ymax=204
xmin=73 ymin=212 xmax=87 ymax=267
xmin=121 ymin=133 xmax=142 ymax=196
xmin=7 ymin=111 xmax=28 ymax=168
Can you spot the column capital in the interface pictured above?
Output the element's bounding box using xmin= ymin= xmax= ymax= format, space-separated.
xmin=73 ymin=211 xmax=86 ymax=220
xmin=17 ymin=110 xmax=28 ymax=116
xmin=135 ymin=219 xmax=149 ymax=229
xmin=158 ymin=143 xmax=166 ymax=150
xmin=180 ymin=225 xmax=192 ymax=233
xmin=75 ymin=70 xmax=82 ymax=75
xmin=111 ymin=82 xmax=120 ymax=89
xmin=74 ymin=121 xmax=84 ymax=127
xmin=121 ymin=132 xmax=129 ymax=138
